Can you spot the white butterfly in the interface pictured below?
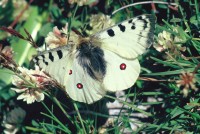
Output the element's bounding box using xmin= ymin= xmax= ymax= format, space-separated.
xmin=32 ymin=15 xmax=156 ymax=104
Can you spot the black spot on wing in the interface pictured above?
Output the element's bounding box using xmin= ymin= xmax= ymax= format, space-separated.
xmin=131 ymin=23 xmax=136 ymax=29
xmin=118 ymin=24 xmax=126 ymax=32
xmin=107 ymin=29 xmax=115 ymax=37
xmin=43 ymin=60 xmax=48 ymax=65
xmin=138 ymin=16 xmax=142 ymax=20
xmin=49 ymin=52 xmax=54 ymax=62
xmin=143 ymin=19 xmax=148 ymax=29
xmin=41 ymin=55 xmax=48 ymax=65
xmin=77 ymin=43 xmax=106 ymax=81
xmin=128 ymin=19 xmax=133 ymax=23
xmin=57 ymin=50 xmax=63 ymax=59
xmin=34 ymin=57 xmax=39 ymax=65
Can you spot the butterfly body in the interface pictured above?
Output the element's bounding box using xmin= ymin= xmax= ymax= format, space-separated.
xmin=32 ymin=15 xmax=156 ymax=104
xmin=77 ymin=43 xmax=106 ymax=81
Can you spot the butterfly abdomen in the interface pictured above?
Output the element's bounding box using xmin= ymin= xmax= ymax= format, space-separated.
xmin=76 ymin=43 xmax=106 ymax=81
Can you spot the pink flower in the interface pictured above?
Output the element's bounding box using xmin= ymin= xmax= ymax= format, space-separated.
xmin=176 ymin=72 xmax=197 ymax=97
xmin=0 ymin=44 xmax=13 ymax=60
xmin=45 ymin=23 xmax=68 ymax=49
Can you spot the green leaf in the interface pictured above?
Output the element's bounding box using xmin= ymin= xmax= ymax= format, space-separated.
xmin=150 ymin=57 xmax=180 ymax=69
xmin=143 ymin=68 xmax=195 ymax=76
xmin=39 ymin=23 xmax=54 ymax=37
xmin=190 ymin=15 xmax=200 ymax=26
xmin=0 ymin=6 xmax=43 ymax=84
xmin=50 ymin=5 xmax=62 ymax=20
xmin=170 ymin=18 xmax=182 ymax=23
xmin=12 ymin=6 xmax=42 ymax=65
xmin=31 ymin=120 xmax=40 ymax=127
xmin=158 ymin=4 xmax=168 ymax=9
xmin=170 ymin=107 xmax=184 ymax=119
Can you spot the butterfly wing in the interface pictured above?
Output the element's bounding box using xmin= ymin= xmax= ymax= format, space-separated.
xmin=32 ymin=46 xmax=72 ymax=84
xmin=32 ymin=14 xmax=156 ymax=104
xmin=32 ymin=46 xmax=106 ymax=104
xmin=93 ymin=14 xmax=156 ymax=59
xmin=92 ymin=15 xmax=156 ymax=91
xmin=66 ymin=52 xmax=106 ymax=104
xmin=102 ymin=50 xmax=140 ymax=92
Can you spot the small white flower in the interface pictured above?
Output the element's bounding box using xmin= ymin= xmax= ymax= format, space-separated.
xmin=12 ymin=66 xmax=49 ymax=104
xmin=12 ymin=0 xmax=30 ymax=22
xmin=88 ymin=14 xmax=114 ymax=34
xmin=45 ymin=23 xmax=83 ymax=50
xmin=68 ymin=0 xmax=88 ymax=6
xmin=0 ymin=0 xmax=8 ymax=8
xmin=154 ymin=31 xmax=172 ymax=52
xmin=16 ymin=66 xmax=49 ymax=85
xmin=98 ymin=127 xmax=107 ymax=134
xmin=157 ymin=31 xmax=171 ymax=46
xmin=11 ymin=87 xmax=44 ymax=104
xmin=12 ymin=88 xmax=45 ymax=104
xmin=0 ymin=44 xmax=14 ymax=60
xmin=45 ymin=23 xmax=68 ymax=49
xmin=154 ymin=27 xmax=186 ymax=53
xmin=2 ymin=107 xmax=26 ymax=134
xmin=68 ymin=0 xmax=99 ymax=6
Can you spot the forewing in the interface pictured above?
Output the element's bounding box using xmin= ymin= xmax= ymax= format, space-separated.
xmin=32 ymin=47 xmax=106 ymax=104
xmin=94 ymin=14 xmax=156 ymax=59
xmin=32 ymin=46 xmax=72 ymax=84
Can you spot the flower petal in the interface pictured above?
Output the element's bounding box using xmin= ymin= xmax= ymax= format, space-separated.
xmin=11 ymin=88 xmax=27 ymax=93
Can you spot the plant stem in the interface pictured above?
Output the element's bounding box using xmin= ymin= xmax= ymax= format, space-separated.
xmin=52 ymin=96 xmax=74 ymax=124
xmin=73 ymin=101 xmax=87 ymax=134
xmin=25 ymin=126 xmax=53 ymax=134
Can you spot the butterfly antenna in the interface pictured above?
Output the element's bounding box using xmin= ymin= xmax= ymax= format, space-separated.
xmin=111 ymin=1 xmax=178 ymax=16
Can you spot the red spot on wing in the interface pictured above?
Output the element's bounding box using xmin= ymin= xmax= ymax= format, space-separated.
xmin=120 ymin=63 xmax=126 ymax=70
xmin=69 ymin=70 xmax=72 ymax=75
xmin=77 ymin=83 xmax=83 ymax=89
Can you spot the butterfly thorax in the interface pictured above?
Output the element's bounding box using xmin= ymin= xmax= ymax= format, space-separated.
xmin=74 ymin=36 xmax=101 ymax=48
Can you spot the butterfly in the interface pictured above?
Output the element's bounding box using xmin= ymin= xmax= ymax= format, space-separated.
xmin=32 ymin=14 xmax=156 ymax=104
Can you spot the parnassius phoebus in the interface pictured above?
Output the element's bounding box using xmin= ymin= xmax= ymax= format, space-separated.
xmin=32 ymin=15 xmax=156 ymax=104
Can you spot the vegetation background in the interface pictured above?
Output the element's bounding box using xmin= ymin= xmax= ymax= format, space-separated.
xmin=0 ymin=0 xmax=200 ymax=133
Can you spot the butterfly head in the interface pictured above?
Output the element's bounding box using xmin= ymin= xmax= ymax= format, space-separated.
xmin=68 ymin=31 xmax=101 ymax=50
